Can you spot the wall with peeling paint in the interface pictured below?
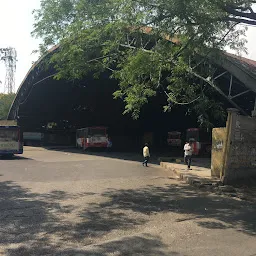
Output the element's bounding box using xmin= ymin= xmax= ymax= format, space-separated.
xmin=224 ymin=110 xmax=256 ymax=182
xmin=211 ymin=128 xmax=227 ymax=178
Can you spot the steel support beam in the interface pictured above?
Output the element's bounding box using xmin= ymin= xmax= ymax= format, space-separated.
xmin=228 ymin=75 xmax=233 ymax=98
xmin=230 ymin=89 xmax=251 ymax=100
xmin=213 ymin=71 xmax=228 ymax=81
xmin=190 ymin=70 xmax=249 ymax=116
xmin=213 ymin=56 xmax=256 ymax=93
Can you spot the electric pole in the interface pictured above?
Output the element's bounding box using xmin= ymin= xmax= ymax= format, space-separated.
xmin=0 ymin=47 xmax=17 ymax=94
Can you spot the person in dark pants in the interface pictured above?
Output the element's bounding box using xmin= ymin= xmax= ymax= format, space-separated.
xmin=142 ymin=143 xmax=150 ymax=167
xmin=107 ymin=137 xmax=112 ymax=152
xmin=184 ymin=140 xmax=193 ymax=170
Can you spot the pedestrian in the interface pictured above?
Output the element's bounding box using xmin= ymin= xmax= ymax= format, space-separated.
xmin=184 ymin=140 xmax=193 ymax=170
xmin=107 ymin=137 xmax=112 ymax=152
xmin=143 ymin=143 xmax=150 ymax=167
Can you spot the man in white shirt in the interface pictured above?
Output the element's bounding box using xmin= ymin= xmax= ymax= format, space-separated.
xmin=184 ymin=140 xmax=193 ymax=170
xmin=143 ymin=143 xmax=150 ymax=167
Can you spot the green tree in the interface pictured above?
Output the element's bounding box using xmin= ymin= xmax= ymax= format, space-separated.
xmin=0 ymin=93 xmax=16 ymax=120
xmin=32 ymin=0 xmax=256 ymax=127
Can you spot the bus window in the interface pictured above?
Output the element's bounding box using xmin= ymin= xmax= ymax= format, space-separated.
xmin=0 ymin=130 xmax=18 ymax=142
xmin=89 ymin=128 xmax=106 ymax=136
xmin=0 ymin=126 xmax=23 ymax=155
xmin=186 ymin=130 xmax=199 ymax=141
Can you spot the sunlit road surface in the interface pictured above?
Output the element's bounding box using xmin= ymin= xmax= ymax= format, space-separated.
xmin=0 ymin=147 xmax=255 ymax=256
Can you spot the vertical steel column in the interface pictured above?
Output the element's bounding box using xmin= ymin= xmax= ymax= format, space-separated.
xmin=228 ymin=75 xmax=233 ymax=98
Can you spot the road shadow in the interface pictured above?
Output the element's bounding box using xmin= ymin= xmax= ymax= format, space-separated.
xmin=1 ymin=180 xmax=255 ymax=255
xmin=42 ymin=146 xmax=161 ymax=164
xmin=41 ymin=146 xmax=211 ymax=167
xmin=38 ymin=190 xmax=96 ymax=201
xmin=0 ymin=155 xmax=32 ymax=161
xmin=0 ymin=181 xmax=73 ymax=246
xmin=187 ymin=158 xmax=211 ymax=169
xmin=161 ymin=158 xmax=211 ymax=169
xmin=7 ymin=235 xmax=185 ymax=256
xmin=84 ymin=151 xmax=161 ymax=165
xmin=100 ymin=184 xmax=256 ymax=236
xmin=1 ymin=181 xmax=175 ymax=255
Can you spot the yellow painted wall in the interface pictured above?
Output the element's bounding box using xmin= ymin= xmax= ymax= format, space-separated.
xmin=211 ymin=128 xmax=227 ymax=178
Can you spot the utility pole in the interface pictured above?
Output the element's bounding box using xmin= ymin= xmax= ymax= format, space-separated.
xmin=0 ymin=47 xmax=17 ymax=94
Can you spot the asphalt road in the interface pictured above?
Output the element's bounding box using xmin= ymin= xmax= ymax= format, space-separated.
xmin=0 ymin=147 xmax=255 ymax=256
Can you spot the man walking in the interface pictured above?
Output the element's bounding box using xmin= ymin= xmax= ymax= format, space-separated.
xmin=184 ymin=140 xmax=193 ymax=170
xmin=143 ymin=143 xmax=150 ymax=167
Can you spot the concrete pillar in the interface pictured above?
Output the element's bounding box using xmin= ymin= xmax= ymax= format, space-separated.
xmin=222 ymin=108 xmax=239 ymax=184
xmin=211 ymin=127 xmax=227 ymax=178
xmin=252 ymin=97 xmax=256 ymax=117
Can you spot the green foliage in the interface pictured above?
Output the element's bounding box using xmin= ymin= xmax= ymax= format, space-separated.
xmin=0 ymin=93 xmax=16 ymax=120
xmin=32 ymin=0 xmax=256 ymax=127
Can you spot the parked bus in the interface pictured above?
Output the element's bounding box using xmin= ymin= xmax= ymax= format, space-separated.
xmin=167 ymin=131 xmax=182 ymax=147
xmin=186 ymin=128 xmax=211 ymax=156
xmin=0 ymin=124 xmax=23 ymax=156
xmin=23 ymin=132 xmax=44 ymax=146
xmin=76 ymin=126 xmax=108 ymax=150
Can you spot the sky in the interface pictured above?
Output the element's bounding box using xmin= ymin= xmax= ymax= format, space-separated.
xmin=0 ymin=0 xmax=256 ymax=93
xmin=0 ymin=0 xmax=40 ymax=93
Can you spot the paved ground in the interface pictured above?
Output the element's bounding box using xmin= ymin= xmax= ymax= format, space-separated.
xmin=0 ymin=147 xmax=255 ymax=256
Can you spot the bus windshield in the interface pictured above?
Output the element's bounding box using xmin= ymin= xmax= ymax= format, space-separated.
xmin=0 ymin=129 xmax=18 ymax=142
xmin=89 ymin=128 xmax=106 ymax=136
xmin=186 ymin=130 xmax=199 ymax=141
xmin=168 ymin=133 xmax=181 ymax=139
xmin=0 ymin=126 xmax=23 ymax=155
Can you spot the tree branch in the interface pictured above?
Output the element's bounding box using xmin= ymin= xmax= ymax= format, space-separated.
xmin=227 ymin=17 xmax=256 ymax=26
xmin=223 ymin=5 xmax=256 ymax=25
xmin=224 ymin=5 xmax=256 ymax=21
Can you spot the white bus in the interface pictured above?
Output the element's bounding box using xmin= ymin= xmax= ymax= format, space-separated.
xmin=76 ymin=126 xmax=108 ymax=150
xmin=0 ymin=124 xmax=23 ymax=156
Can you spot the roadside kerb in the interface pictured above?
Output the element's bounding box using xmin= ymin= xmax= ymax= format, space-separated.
xmin=160 ymin=161 xmax=219 ymax=186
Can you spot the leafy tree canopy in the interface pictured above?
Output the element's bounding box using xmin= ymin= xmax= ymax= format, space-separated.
xmin=32 ymin=0 xmax=256 ymax=127
xmin=0 ymin=93 xmax=16 ymax=120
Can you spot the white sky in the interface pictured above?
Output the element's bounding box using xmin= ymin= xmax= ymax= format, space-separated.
xmin=0 ymin=0 xmax=41 ymax=93
xmin=0 ymin=0 xmax=256 ymax=93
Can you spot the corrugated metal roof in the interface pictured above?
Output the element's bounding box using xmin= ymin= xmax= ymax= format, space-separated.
xmin=226 ymin=53 xmax=256 ymax=68
xmin=225 ymin=52 xmax=256 ymax=76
